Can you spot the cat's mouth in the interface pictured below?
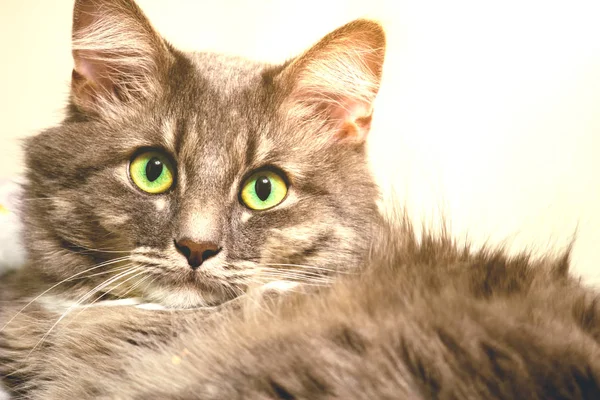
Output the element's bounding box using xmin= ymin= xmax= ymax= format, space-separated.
xmin=146 ymin=284 xmax=233 ymax=308
xmin=125 ymin=256 xmax=247 ymax=308
xmin=137 ymin=274 xmax=241 ymax=308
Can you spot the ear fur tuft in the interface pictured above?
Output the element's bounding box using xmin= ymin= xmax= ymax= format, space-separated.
xmin=71 ymin=0 xmax=173 ymax=115
xmin=281 ymin=20 xmax=386 ymax=143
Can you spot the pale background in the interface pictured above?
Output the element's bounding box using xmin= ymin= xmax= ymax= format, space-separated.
xmin=0 ymin=0 xmax=598 ymax=285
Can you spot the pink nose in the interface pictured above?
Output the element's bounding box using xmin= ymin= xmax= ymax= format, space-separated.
xmin=175 ymin=239 xmax=221 ymax=270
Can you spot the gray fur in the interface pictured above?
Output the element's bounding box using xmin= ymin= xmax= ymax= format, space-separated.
xmin=2 ymin=0 xmax=600 ymax=399
xmin=3 ymin=220 xmax=600 ymax=399
xmin=11 ymin=0 xmax=383 ymax=309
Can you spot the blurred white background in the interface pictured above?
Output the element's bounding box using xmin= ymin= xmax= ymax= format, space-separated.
xmin=0 ymin=0 xmax=598 ymax=285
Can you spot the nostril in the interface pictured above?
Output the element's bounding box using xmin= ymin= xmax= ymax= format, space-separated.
xmin=178 ymin=244 xmax=191 ymax=259
xmin=174 ymin=240 xmax=191 ymax=258
xmin=202 ymin=248 xmax=219 ymax=262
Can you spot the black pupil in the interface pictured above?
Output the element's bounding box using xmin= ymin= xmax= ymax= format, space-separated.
xmin=146 ymin=157 xmax=163 ymax=182
xmin=255 ymin=176 xmax=271 ymax=201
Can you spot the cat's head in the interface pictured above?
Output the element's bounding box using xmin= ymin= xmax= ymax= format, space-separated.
xmin=22 ymin=0 xmax=386 ymax=307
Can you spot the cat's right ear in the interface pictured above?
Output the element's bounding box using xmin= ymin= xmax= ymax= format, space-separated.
xmin=70 ymin=0 xmax=173 ymax=116
xmin=276 ymin=20 xmax=386 ymax=144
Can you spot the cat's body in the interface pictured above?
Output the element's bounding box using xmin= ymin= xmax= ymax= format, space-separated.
xmin=3 ymin=220 xmax=600 ymax=399
xmin=1 ymin=0 xmax=600 ymax=399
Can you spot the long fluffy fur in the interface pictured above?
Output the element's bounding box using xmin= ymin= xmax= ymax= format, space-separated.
xmin=71 ymin=0 xmax=173 ymax=116
xmin=2 ymin=1 xmax=600 ymax=398
xmin=2 ymin=218 xmax=600 ymax=399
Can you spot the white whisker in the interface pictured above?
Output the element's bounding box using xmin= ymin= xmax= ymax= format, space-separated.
xmin=67 ymin=268 xmax=149 ymax=323
xmin=118 ymin=270 xmax=153 ymax=299
xmin=0 ymin=256 xmax=132 ymax=334
xmin=69 ymin=264 xmax=137 ymax=280
xmin=256 ymin=262 xmax=344 ymax=274
xmin=255 ymin=270 xmax=333 ymax=283
xmin=28 ymin=265 xmax=142 ymax=355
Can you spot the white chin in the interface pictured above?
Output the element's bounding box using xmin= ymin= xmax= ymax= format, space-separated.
xmin=145 ymin=287 xmax=222 ymax=309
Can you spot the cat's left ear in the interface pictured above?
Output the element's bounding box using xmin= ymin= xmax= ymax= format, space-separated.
xmin=70 ymin=0 xmax=174 ymax=116
xmin=279 ymin=20 xmax=386 ymax=143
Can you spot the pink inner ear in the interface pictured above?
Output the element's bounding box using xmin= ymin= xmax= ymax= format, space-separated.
xmin=331 ymin=100 xmax=374 ymax=142
xmin=74 ymin=52 xmax=114 ymax=93
xmin=76 ymin=57 xmax=96 ymax=82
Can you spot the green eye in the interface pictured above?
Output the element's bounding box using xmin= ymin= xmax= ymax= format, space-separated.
xmin=240 ymin=170 xmax=288 ymax=210
xmin=129 ymin=151 xmax=175 ymax=194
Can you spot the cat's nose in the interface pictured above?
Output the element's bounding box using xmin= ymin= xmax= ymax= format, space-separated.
xmin=174 ymin=239 xmax=221 ymax=270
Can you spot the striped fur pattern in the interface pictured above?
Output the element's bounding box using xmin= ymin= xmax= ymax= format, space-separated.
xmin=2 ymin=219 xmax=600 ymax=398
xmin=2 ymin=0 xmax=600 ymax=399
xmin=4 ymin=0 xmax=386 ymax=310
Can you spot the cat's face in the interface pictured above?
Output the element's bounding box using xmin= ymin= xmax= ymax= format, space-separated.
xmin=22 ymin=0 xmax=385 ymax=307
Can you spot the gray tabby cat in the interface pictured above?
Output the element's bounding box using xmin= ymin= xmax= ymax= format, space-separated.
xmin=4 ymin=0 xmax=383 ymax=308
xmin=2 ymin=0 xmax=600 ymax=399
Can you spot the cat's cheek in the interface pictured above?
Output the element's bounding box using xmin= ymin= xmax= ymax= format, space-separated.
xmin=84 ymin=172 xmax=134 ymax=231
xmin=104 ymin=166 xmax=176 ymax=244
xmin=227 ymin=189 xmax=309 ymax=264
xmin=95 ymin=209 xmax=131 ymax=232
xmin=260 ymin=225 xmax=330 ymax=263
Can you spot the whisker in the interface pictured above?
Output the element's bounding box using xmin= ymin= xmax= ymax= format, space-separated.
xmin=256 ymin=263 xmax=344 ymax=274
xmin=254 ymin=279 xmax=331 ymax=288
xmin=28 ymin=266 xmax=142 ymax=355
xmin=0 ymin=256 xmax=132 ymax=334
xmin=19 ymin=197 xmax=65 ymax=202
xmin=138 ymin=276 xmax=160 ymax=297
xmin=69 ymin=245 xmax=133 ymax=254
xmin=68 ymin=268 xmax=148 ymax=323
xmin=68 ymin=264 xmax=137 ymax=280
xmin=219 ymin=280 xmax=245 ymax=300
xmin=255 ymin=269 xmax=334 ymax=282
xmin=250 ymin=277 xmax=332 ymax=288
xmin=244 ymin=276 xmax=328 ymax=289
xmin=117 ymin=270 xmax=153 ymax=299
